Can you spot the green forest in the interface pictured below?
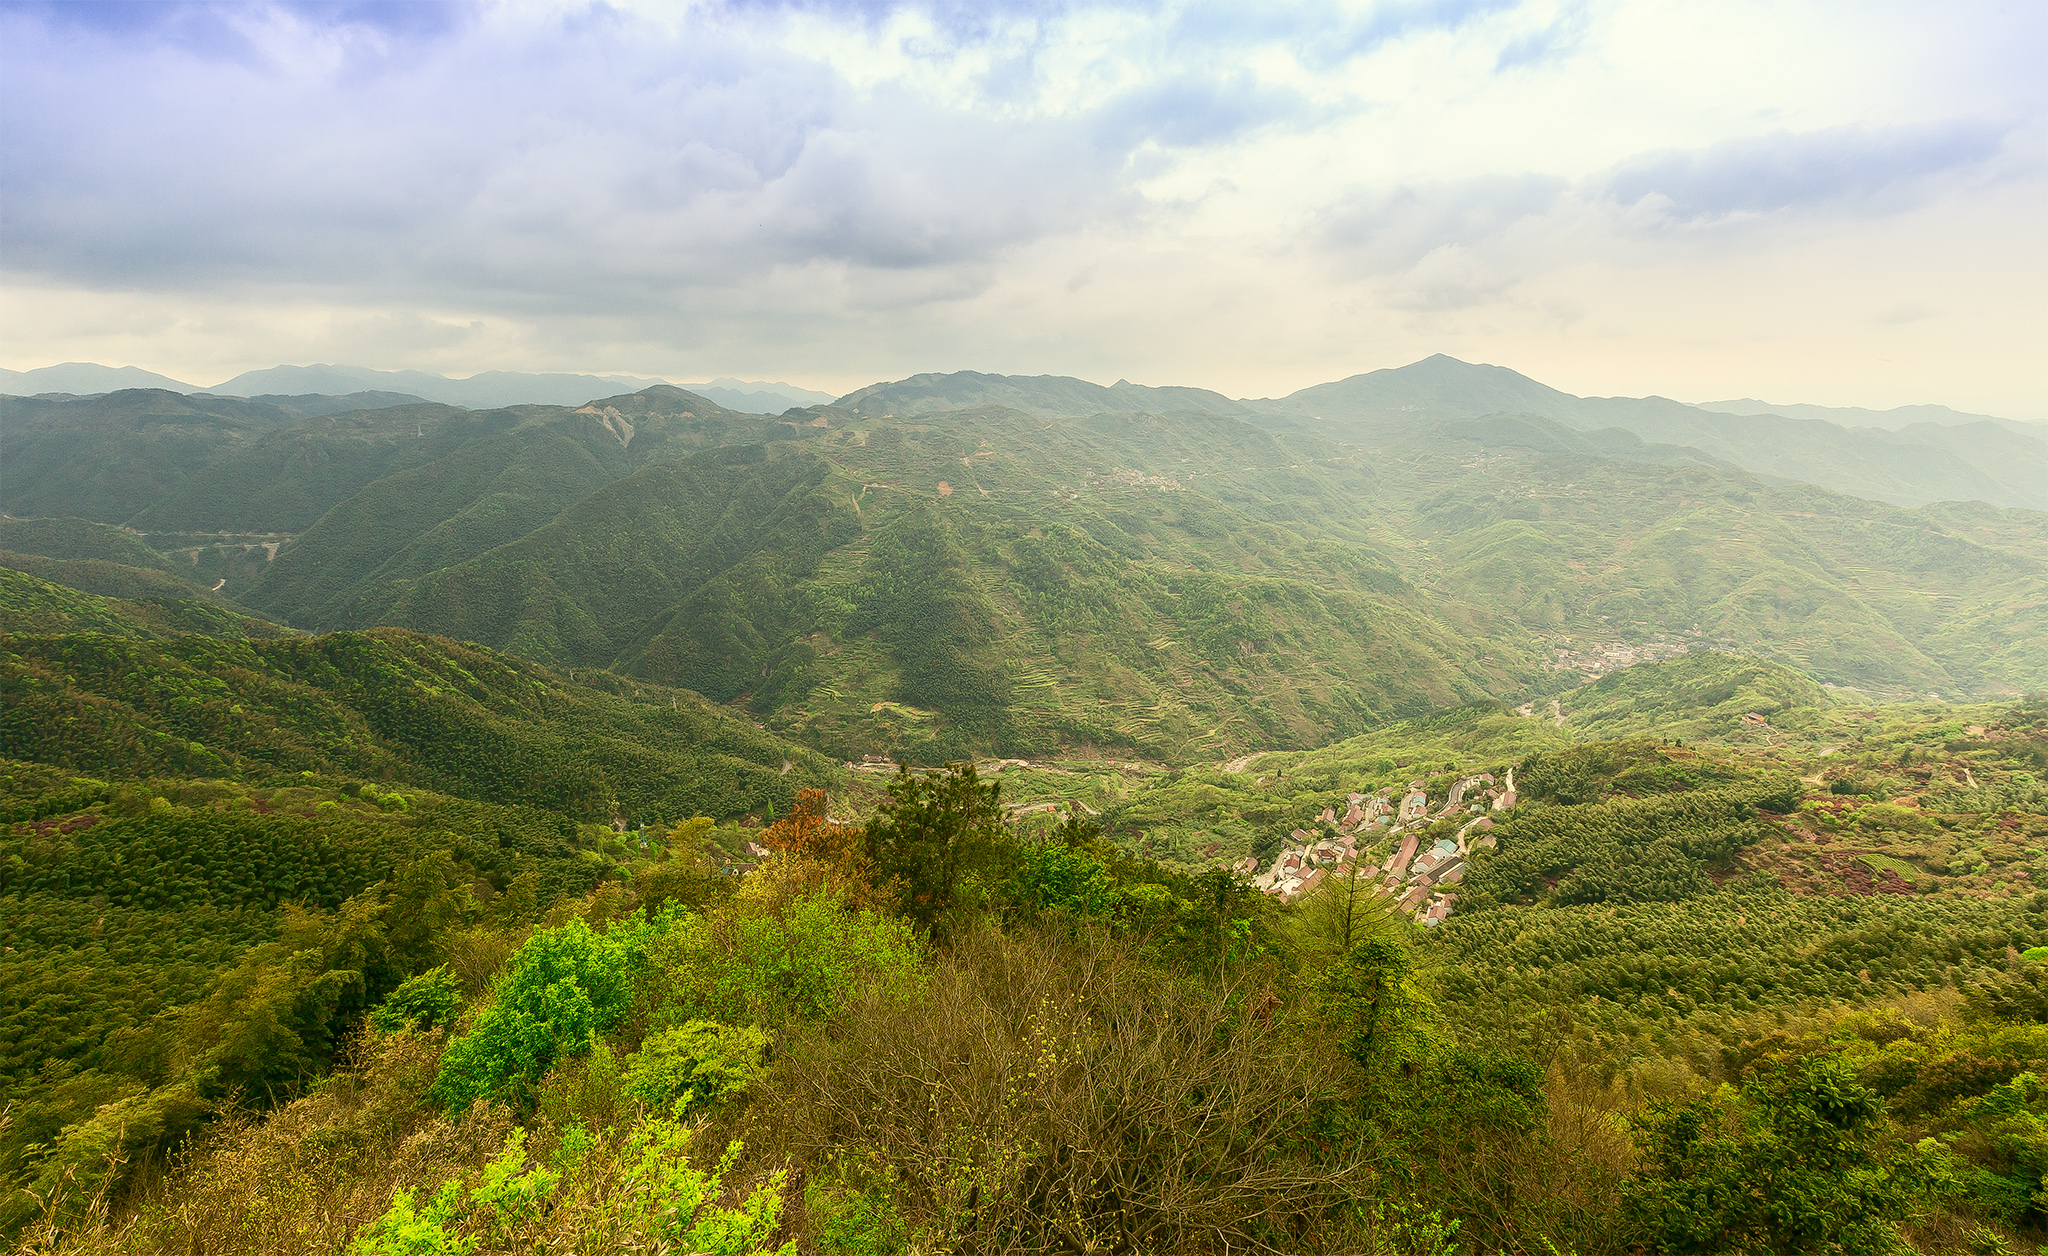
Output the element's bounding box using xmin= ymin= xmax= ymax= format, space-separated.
xmin=6 ymin=382 xmax=2044 ymax=764
xmin=1 ymin=575 xmax=2046 ymax=1253
xmin=4 ymin=382 xmax=2048 ymax=1253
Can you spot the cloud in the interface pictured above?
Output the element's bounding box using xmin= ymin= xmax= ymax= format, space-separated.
xmin=1493 ymin=1 xmax=1588 ymax=72
xmin=1317 ymin=174 xmax=1566 ymax=274
xmin=1379 ymin=243 xmax=1519 ymax=311
xmin=0 ymin=0 xmax=2042 ymax=417
xmin=1601 ymin=121 xmax=2010 ymax=226
xmin=0 ymin=3 xmax=1139 ymax=308
xmin=1091 ymin=70 xmax=1321 ymax=150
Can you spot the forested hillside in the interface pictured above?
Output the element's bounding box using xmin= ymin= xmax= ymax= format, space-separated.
xmin=12 ymin=369 xmax=2045 ymax=761
xmin=0 ymin=589 xmax=839 ymax=1241
xmin=3 ymin=636 xmax=2045 ymax=1253
xmin=840 ymin=356 xmax=2048 ymax=510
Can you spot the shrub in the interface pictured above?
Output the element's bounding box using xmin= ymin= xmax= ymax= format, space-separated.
xmin=370 ymin=967 xmax=464 ymax=1033
xmin=635 ymin=891 xmax=921 ymax=1034
xmin=622 ymin=1021 xmax=767 ymax=1115
xmin=1623 ymin=1053 xmax=1910 ymax=1254
xmin=769 ymin=927 xmax=1364 ymax=1255
xmin=806 ymin=1182 xmax=909 ymax=1256
xmin=431 ymin=917 xmax=657 ymax=1110
xmin=618 ymin=1123 xmax=793 ymax=1255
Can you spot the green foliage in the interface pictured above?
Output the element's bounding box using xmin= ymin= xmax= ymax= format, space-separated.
xmin=1316 ymin=935 xmax=1433 ymax=1074
xmin=0 ymin=626 xmax=831 ymax=823
xmin=1517 ymin=739 xmax=1746 ymax=805
xmin=0 ymin=566 xmax=281 ymax=641
xmin=1624 ymin=1053 xmax=1910 ymax=1254
xmin=636 ymin=891 xmax=922 ymax=1032
xmin=1560 ymin=653 xmax=1831 ymax=741
xmin=349 ymin=1182 xmax=474 ymax=1256
xmin=860 ymin=763 xmax=1007 ymax=935
xmin=621 ymin=1021 xmax=766 ymax=1114
xmin=806 ymin=1182 xmax=910 ymax=1256
xmin=370 ymin=967 xmax=464 ymax=1033
xmin=1434 ymin=887 xmax=2048 ymax=1054
xmin=1461 ymin=780 xmax=1787 ymax=909
xmin=618 ymin=1124 xmax=793 ymax=1256
xmin=432 ymin=917 xmax=655 ymax=1110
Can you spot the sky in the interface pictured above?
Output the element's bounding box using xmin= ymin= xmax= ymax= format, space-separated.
xmin=1 ymin=0 xmax=2043 ymax=414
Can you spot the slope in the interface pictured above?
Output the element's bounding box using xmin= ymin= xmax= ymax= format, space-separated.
xmin=0 ymin=390 xmax=295 ymax=523
xmin=0 ymin=362 xmax=199 ymax=394
xmin=0 ymin=565 xmax=290 ymax=641
xmin=1263 ymin=356 xmax=2048 ymax=511
xmin=240 ymin=387 xmax=810 ymax=627
xmin=835 ymin=370 xmax=1251 ymax=420
xmin=210 ymin=364 xmax=670 ymax=408
xmin=1 ymin=625 xmax=830 ymax=825
xmin=1358 ymin=415 xmax=2048 ymax=695
xmin=320 ymin=404 xmax=1520 ymax=761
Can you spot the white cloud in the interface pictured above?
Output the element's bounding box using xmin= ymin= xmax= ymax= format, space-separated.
xmin=0 ymin=0 xmax=2042 ymax=414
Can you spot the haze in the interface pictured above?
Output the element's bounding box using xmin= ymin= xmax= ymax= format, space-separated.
xmin=2 ymin=0 xmax=2042 ymax=417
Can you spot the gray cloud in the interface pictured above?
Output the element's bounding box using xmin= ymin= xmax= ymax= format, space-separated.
xmin=1601 ymin=120 xmax=2010 ymax=225
xmin=1 ymin=0 xmax=2041 ymax=415
xmin=0 ymin=8 xmax=1144 ymax=317
xmin=1316 ymin=174 xmax=1566 ymax=273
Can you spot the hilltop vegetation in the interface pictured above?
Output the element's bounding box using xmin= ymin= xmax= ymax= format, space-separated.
xmin=0 ymin=588 xmax=842 ymax=1239
xmin=4 ymin=672 xmax=2047 ymax=1254
xmin=1 ymin=620 xmax=831 ymax=824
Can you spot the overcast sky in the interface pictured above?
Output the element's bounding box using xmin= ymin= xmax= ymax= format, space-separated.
xmin=2 ymin=0 xmax=2042 ymax=414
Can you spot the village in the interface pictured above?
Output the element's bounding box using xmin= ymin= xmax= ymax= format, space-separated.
xmin=1240 ymin=769 xmax=1519 ymax=926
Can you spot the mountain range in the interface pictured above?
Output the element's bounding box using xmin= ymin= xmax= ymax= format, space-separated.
xmin=0 ymin=363 xmax=832 ymax=414
xmin=6 ymin=355 xmax=2045 ymax=763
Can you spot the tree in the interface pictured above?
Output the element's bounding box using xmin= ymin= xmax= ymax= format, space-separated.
xmin=860 ymin=763 xmax=1006 ymax=936
xmin=1316 ymin=935 xmax=1432 ymax=1076
xmin=1293 ymin=865 xmax=1402 ymax=965
xmin=1624 ymin=1052 xmax=1911 ymax=1255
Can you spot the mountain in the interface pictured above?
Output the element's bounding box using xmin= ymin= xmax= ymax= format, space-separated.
xmin=0 ymin=602 xmax=834 ymax=1231
xmin=1698 ymin=397 xmax=2041 ymax=434
xmin=0 ymin=562 xmax=290 ymax=641
xmin=166 ymin=385 xmax=2040 ymax=756
xmin=687 ymin=378 xmax=839 ymax=413
xmin=245 ymin=390 xmax=431 ymax=417
xmin=834 ymin=370 xmax=1252 ymax=419
xmin=831 ymin=359 xmax=2048 ymax=510
xmin=296 ymin=407 xmax=1518 ymax=762
xmin=15 ymin=367 xmax=2047 ymax=761
xmin=1266 ymin=357 xmax=2048 ymax=511
xmin=0 ymin=362 xmax=199 ymax=395
xmin=208 ymin=364 xmax=672 ymax=408
xmin=1 ymin=390 xmax=299 ymax=524
xmin=1260 ymin=352 xmax=1575 ymax=424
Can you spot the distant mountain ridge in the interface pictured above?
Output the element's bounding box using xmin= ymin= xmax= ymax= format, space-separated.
xmin=684 ymin=378 xmax=839 ymax=413
xmin=1 ymin=362 xmax=836 ymax=413
xmin=833 ymin=356 xmax=2048 ymax=511
xmin=1698 ymin=398 xmax=2039 ymax=432
xmin=9 ymin=358 xmax=2045 ymax=510
xmin=207 ymin=364 xmax=669 ymax=409
xmin=0 ymin=362 xmax=200 ymax=394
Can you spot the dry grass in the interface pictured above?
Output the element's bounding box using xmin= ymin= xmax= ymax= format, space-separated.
xmin=756 ymin=923 xmax=1370 ymax=1255
xmin=15 ymin=1031 xmax=501 ymax=1256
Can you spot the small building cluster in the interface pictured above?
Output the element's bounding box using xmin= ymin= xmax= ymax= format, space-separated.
xmin=1246 ymin=769 xmax=1519 ymax=926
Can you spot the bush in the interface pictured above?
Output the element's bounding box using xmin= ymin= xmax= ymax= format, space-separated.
xmin=432 ymin=917 xmax=658 ymax=1111
xmin=622 ymin=1021 xmax=767 ymax=1115
xmin=371 ymin=967 xmax=465 ymax=1033
xmin=635 ymin=890 xmax=921 ymax=1034
xmin=1624 ymin=1053 xmax=1910 ymax=1254
xmin=768 ymin=927 xmax=1365 ymax=1255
